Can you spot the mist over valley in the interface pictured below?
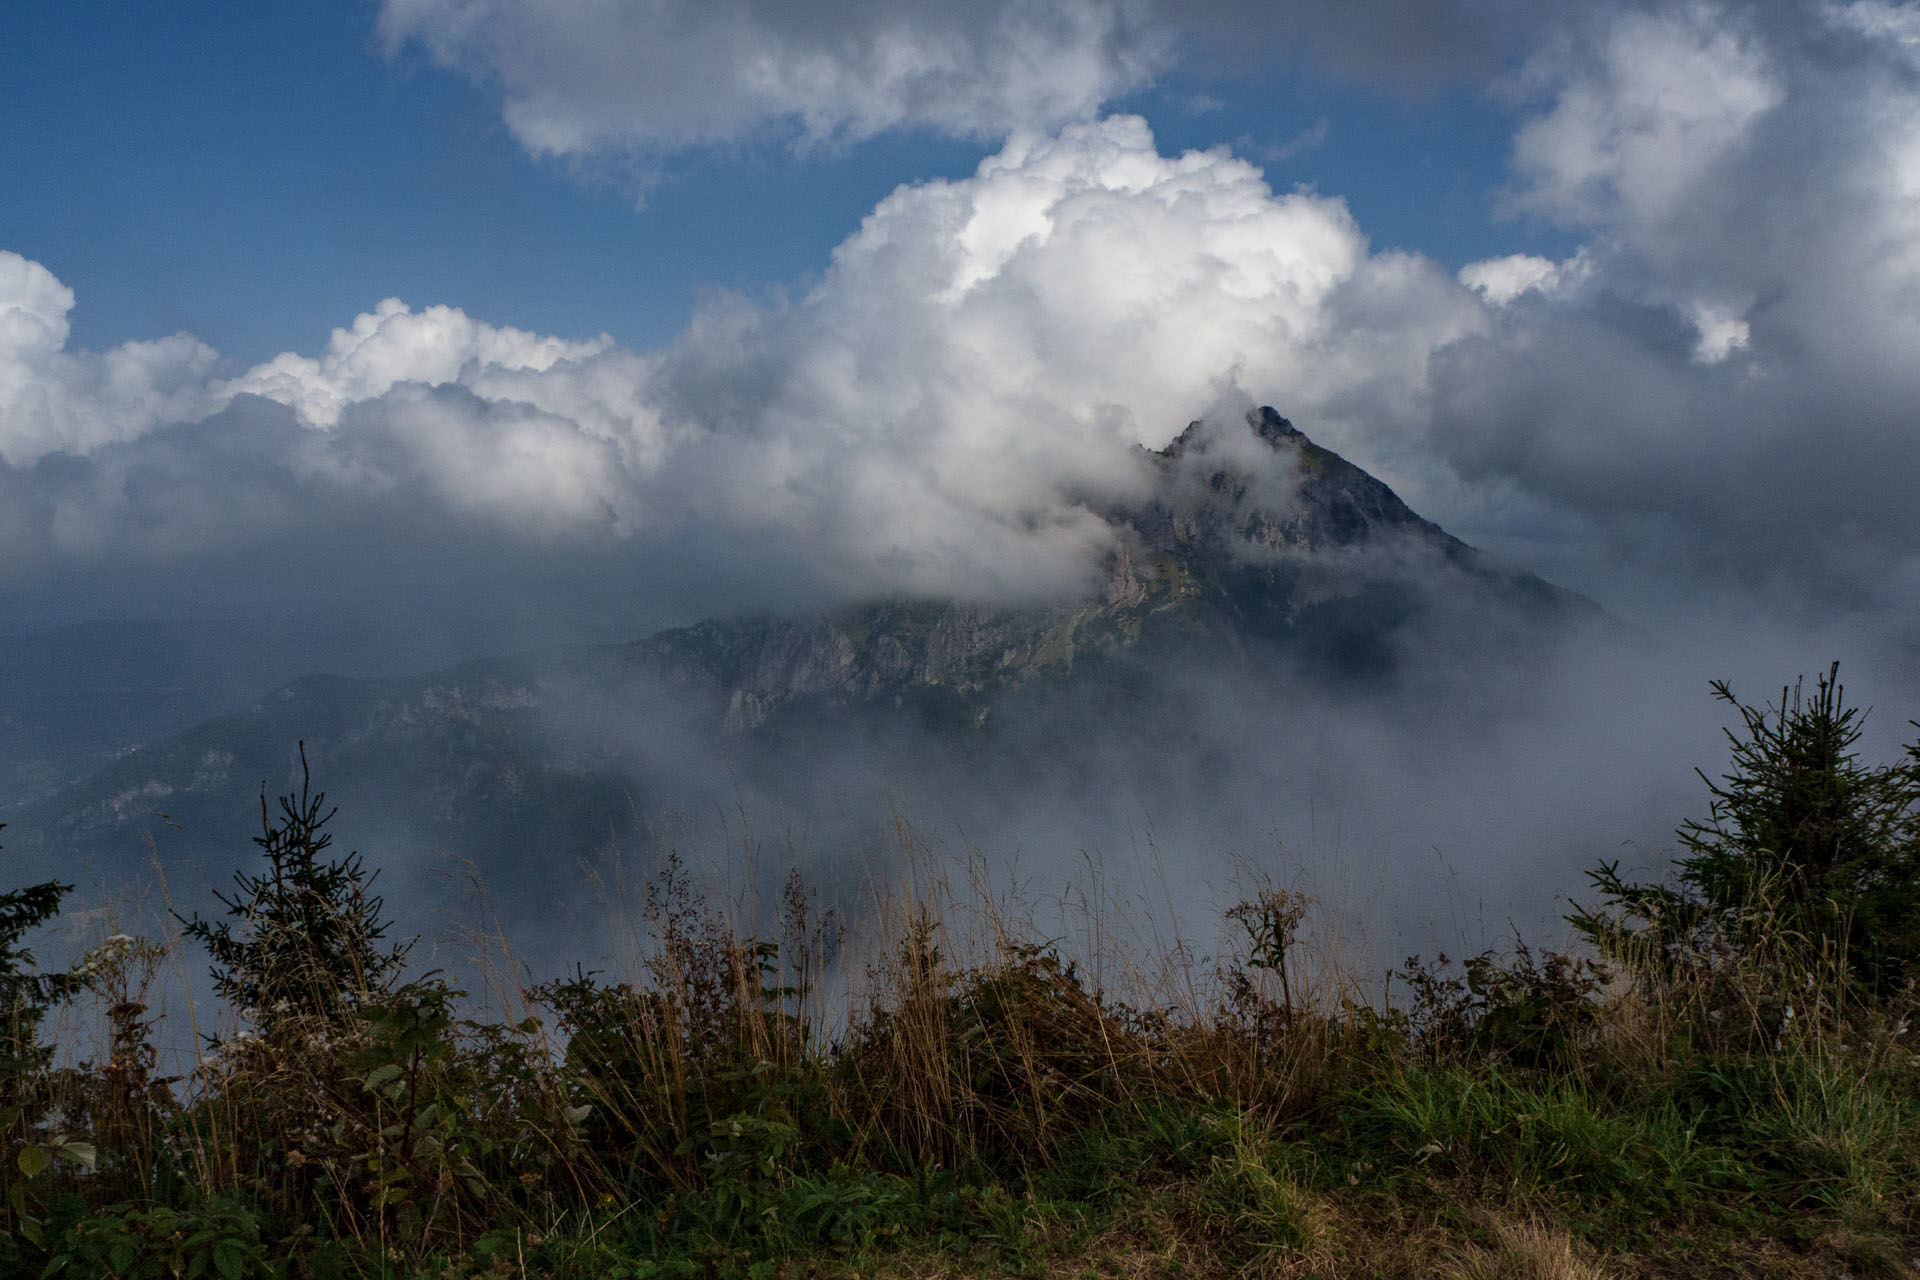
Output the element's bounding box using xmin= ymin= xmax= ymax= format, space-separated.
xmin=2 ymin=407 xmax=1856 ymax=983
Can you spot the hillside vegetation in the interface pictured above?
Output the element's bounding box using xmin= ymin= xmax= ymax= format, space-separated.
xmin=4 ymin=664 xmax=1919 ymax=1278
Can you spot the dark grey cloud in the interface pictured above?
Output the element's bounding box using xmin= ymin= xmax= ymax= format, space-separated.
xmin=1176 ymin=0 xmax=1551 ymax=88
xmin=1431 ymin=1 xmax=1920 ymax=639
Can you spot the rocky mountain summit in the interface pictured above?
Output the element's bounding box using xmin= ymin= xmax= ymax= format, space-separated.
xmin=1128 ymin=405 xmax=1464 ymax=559
xmin=620 ymin=407 xmax=1578 ymax=731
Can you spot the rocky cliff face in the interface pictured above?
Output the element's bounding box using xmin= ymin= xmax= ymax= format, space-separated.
xmin=1124 ymin=406 xmax=1465 ymax=561
xmin=619 ymin=407 xmax=1578 ymax=731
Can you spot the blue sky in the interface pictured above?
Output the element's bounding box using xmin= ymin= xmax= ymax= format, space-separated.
xmin=3 ymin=0 xmax=1920 ymax=682
xmin=3 ymin=1 xmax=1572 ymax=369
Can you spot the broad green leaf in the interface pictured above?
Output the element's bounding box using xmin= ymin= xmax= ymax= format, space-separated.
xmin=213 ymin=1241 xmax=245 ymax=1280
xmin=364 ymin=1063 xmax=404 ymax=1090
xmin=16 ymin=1144 xmax=45 ymax=1177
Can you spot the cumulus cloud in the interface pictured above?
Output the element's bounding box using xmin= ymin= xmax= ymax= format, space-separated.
xmin=0 ymin=251 xmax=220 ymax=467
xmin=373 ymin=0 xmax=1565 ymax=172
xmin=1458 ymin=252 xmax=1587 ymax=306
xmin=1423 ymin=0 xmax=1920 ymax=633
xmin=0 ymin=117 xmax=1489 ymax=606
xmin=1507 ymin=8 xmax=1783 ymax=237
xmin=17 ymin=0 xmax=1920 ymax=653
xmin=639 ymin=116 xmax=1481 ymax=596
xmin=346 ymin=0 xmax=1920 ymax=638
xmin=376 ymin=0 xmax=1173 ymax=157
xmin=219 ymin=299 xmax=618 ymax=429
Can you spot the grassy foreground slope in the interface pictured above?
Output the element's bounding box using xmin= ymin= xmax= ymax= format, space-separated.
xmin=3 ymin=666 xmax=1918 ymax=1279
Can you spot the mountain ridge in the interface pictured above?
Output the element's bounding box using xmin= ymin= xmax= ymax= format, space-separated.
xmin=615 ymin=406 xmax=1581 ymax=730
xmin=5 ymin=408 xmax=1593 ymax=891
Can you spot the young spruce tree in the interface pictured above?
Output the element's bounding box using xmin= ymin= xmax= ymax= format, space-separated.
xmin=1 ymin=824 xmax=76 ymax=1146
xmin=1573 ymin=663 xmax=1920 ymax=995
xmin=181 ymin=746 xmax=409 ymax=1035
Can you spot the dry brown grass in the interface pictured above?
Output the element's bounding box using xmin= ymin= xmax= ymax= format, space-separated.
xmin=1432 ymin=1213 xmax=1615 ymax=1280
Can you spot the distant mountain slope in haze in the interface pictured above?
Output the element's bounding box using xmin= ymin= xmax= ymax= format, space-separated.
xmin=0 ymin=611 xmax=586 ymax=809
xmin=6 ymin=409 xmax=1594 ymax=903
xmin=0 ymin=617 xmax=392 ymax=807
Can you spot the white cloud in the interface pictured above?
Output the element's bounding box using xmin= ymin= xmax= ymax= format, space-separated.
xmin=219 ymin=298 xmax=615 ymax=429
xmin=373 ymin=0 xmax=1566 ymax=172
xmin=0 ymin=252 xmax=72 ymax=356
xmin=638 ymin=115 xmax=1482 ymax=596
xmin=23 ymin=0 xmax=1920 ymax=640
xmin=1683 ymin=300 xmax=1750 ymax=364
xmin=0 ymin=251 xmax=220 ymax=467
xmin=337 ymin=385 xmax=644 ymax=538
xmin=377 ymin=0 xmax=1173 ymax=158
xmin=1459 ymin=253 xmax=1573 ymax=305
xmin=0 ymin=117 xmax=1490 ymax=601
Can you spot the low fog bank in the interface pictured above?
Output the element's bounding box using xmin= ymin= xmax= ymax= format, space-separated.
xmin=509 ymin=592 xmax=1918 ymax=988
xmin=14 ymin=563 xmax=1920 ymax=1055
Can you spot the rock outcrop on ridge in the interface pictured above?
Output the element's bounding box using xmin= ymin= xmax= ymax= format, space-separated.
xmin=618 ymin=407 xmax=1581 ymax=731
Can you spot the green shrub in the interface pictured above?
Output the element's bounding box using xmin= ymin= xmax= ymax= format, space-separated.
xmin=1390 ymin=944 xmax=1602 ymax=1069
xmin=1 ymin=823 xmax=76 ymax=1124
xmin=46 ymin=1196 xmax=267 ymax=1280
xmin=2 ymin=824 xmax=82 ymax=1272
xmin=1573 ymin=662 xmax=1920 ymax=1000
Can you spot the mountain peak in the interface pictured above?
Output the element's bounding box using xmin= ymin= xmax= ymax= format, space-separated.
xmin=1159 ymin=404 xmax=1304 ymax=459
xmin=1123 ymin=406 xmax=1466 ymax=565
xmin=620 ymin=408 xmax=1582 ymax=728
